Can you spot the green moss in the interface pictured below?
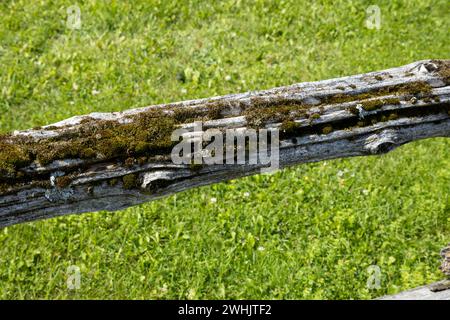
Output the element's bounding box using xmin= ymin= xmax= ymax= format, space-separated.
xmin=388 ymin=113 xmax=399 ymax=120
xmin=323 ymin=81 xmax=432 ymax=106
xmin=432 ymin=60 xmax=450 ymax=84
xmin=357 ymin=121 xmax=366 ymax=127
xmin=134 ymin=141 xmax=150 ymax=154
xmin=244 ymin=107 xmax=273 ymax=127
xmin=38 ymin=109 xmax=178 ymax=164
xmin=189 ymin=162 xmax=203 ymax=172
xmin=383 ymin=98 xmax=402 ymax=105
xmin=122 ymin=174 xmax=138 ymax=189
xmin=0 ymin=106 xmax=178 ymax=183
xmin=240 ymin=96 xmax=319 ymax=128
xmin=280 ymin=120 xmax=299 ymax=136
xmin=36 ymin=140 xmax=86 ymax=165
xmin=399 ymin=82 xmax=433 ymax=95
xmin=206 ymin=104 xmax=222 ymax=119
xmin=0 ymin=140 xmax=32 ymax=178
xmin=173 ymin=107 xmax=204 ymax=122
xmin=322 ymin=126 xmax=333 ymax=134
xmin=360 ymin=100 xmax=383 ymax=111
xmin=347 ymin=105 xmax=359 ymax=115
xmin=96 ymin=136 xmax=128 ymax=159
xmin=0 ymin=183 xmax=10 ymax=194
xmin=108 ymin=178 xmax=118 ymax=186
xmin=244 ymin=105 xmax=307 ymax=128
xmin=309 ymin=113 xmax=321 ymax=119
xmin=361 ymin=97 xmax=401 ymax=111
xmin=80 ymin=147 xmax=96 ymax=159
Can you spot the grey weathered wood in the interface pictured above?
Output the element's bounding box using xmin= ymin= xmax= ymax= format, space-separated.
xmin=0 ymin=59 xmax=449 ymax=227
xmin=440 ymin=243 xmax=450 ymax=276
xmin=378 ymin=281 xmax=450 ymax=300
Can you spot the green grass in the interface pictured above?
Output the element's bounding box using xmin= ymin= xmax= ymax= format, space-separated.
xmin=0 ymin=0 xmax=449 ymax=299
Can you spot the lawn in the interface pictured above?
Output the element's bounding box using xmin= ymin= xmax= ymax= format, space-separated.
xmin=0 ymin=0 xmax=448 ymax=299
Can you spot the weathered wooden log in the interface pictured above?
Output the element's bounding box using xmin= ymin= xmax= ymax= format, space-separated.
xmin=0 ymin=59 xmax=449 ymax=227
xmin=440 ymin=243 xmax=450 ymax=278
xmin=378 ymin=281 xmax=450 ymax=300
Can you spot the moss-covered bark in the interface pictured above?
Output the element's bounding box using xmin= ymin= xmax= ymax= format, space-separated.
xmin=0 ymin=60 xmax=448 ymax=200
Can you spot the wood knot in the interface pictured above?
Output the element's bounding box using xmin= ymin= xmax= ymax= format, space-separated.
xmin=364 ymin=131 xmax=398 ymax=154
xmin=409 ymin=61 xmax=438 ymax=76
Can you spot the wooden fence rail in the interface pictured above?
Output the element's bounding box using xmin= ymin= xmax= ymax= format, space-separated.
xmin=0 ymin=59 xmax=449 ymax=227
xmin=380 ymin=243 xmax=450 ymax=300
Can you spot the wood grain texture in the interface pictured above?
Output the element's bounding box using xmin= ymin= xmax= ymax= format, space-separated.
xmin=0 ymin=59 xmax=449 ymax=227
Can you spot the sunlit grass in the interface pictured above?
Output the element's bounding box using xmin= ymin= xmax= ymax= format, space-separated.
xmin=0 ymin=0 xmax=448 ymax=299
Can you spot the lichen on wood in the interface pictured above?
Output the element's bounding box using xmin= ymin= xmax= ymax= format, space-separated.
xmin=0 ymin=59 xmax=448 ymax=227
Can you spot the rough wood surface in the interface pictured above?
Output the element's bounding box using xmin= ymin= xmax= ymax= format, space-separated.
xmin=378 ymin=281 xmax=450 ymax=300
xmin=0 ymin=59 xmax=449 ymax=227
xmin=440 ymin=243 xmax=450 ymax=276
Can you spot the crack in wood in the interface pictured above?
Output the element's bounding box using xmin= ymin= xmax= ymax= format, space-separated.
xmin=0 ymin=59 xmax=448 ymax=227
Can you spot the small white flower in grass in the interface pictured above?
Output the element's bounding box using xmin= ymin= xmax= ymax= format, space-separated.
xmin=187 ymin=288 xmax=196 ymax=299
xmin=225 ymin=75 xmax=232 ymax=81
xmin=92 ymin=89 xmax=100 ymax=95
xmin=210 ymin=197 xmax=217 ymax=203
xmin=257 ymin=246 xmax=265 ymax=251
xmin=243 ymin=192 xmax=250 ymax=197
xmin=337 ymin=170 xmax=344 ymax=178
xmin=181 ymin=88 xmax=187 ymax=94
xmin=160 ymin=284 xmax=168 ymax=295
xmin=362 ymin=189 xmax=370 ymax=196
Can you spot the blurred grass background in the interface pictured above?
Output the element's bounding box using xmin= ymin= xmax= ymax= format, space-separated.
xmin=0 ymin=0 xmax=448 ymax=299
